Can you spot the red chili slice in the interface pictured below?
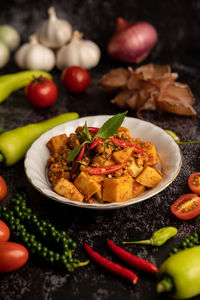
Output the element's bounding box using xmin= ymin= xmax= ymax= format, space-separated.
xmin=89 ymin=137 xmax=102 ymax=150
xmin=88 ymin=163 xmax=126 ymax=175
xmin=109 ymin=138 xmax=144 ymax=153
xmin=188 ymin=172 xmax=200 ymax=195
xmin=171 ymin=193 xmax=200 ymax=220
xmin=84 ymin=242 xmax=138 ymax=284
xmin=88 ymin=127 xmax=99 ymax=133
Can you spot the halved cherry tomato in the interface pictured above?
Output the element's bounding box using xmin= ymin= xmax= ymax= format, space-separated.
xmin=171 ymin=193 xmax=200 ymax=220
xmin=0 ymin=241 xmax=29 ymax=272
xmin=0 ymin=220 xmax=10 ymax=241
xmin=188 ymin=172 xmax=200 ymax=195
xmin=0 ymin=176 xmax=7 ymax=202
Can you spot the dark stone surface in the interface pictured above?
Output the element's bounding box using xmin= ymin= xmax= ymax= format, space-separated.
xmin=0 ymin=0 xmax=200 ymax=299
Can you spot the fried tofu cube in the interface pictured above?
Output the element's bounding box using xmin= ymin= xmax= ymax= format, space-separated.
xmin=102 ymin=175 xmax=133 ymax=202
xmin=46 ymin=134 xmax=68 ymax=154
xmin=143 ymin=142 xmax=158 ymax=165
xmin=132 ymin=181 xmax=146 ymax=197
xmin=54 ymin=178 xmax=84 ymax=202
xmin=95 ymin=188 xmax=103 ymax=203
xmin=127 ymin=158 xmax=143 ymax=178
xmin=93 ymin=155 xmax=115 ymax=167
xmin=112 ymin=147 xmax=133 ymax=164
xmin=136 ymin=165 xmax=162 ymax=188
xmin=74 ymin=172 xmax=101 ymax=200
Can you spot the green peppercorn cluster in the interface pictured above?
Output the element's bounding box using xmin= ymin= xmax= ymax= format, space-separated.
xmin=0 ymin=191 xmax=89 ymax=272
xmin=169 ymin=232 xmax=200 ymax=256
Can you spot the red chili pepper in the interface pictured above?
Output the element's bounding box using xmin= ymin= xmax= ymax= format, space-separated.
xmin=70 ymin=144 xmax=86 ymax=176
xmin=88 ymin=127 xmax=99 ymax=133
xmin=110 ymin=138 xmax=144 ymax=153
xmin=89 ymin=137 xmax=102 ymax=150
xmin=84 ymin=242 xmax=138 ymax=284
xmin=107 ymin=238 xmax=158 ymax=275
xmin=88 ymin=163 xmax=126 ymax=175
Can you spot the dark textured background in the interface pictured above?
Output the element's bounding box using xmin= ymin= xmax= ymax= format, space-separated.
xmin=0 ymin=0 xmax=200 ymax=299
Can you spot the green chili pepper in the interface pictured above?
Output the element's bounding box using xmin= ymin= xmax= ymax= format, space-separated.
xmin=0 ymin=70 xmax=52 ymax=104
xmin=157 ymin=246 xmax=200 ymax=299
xmin=0 ymin=112 xmax=79 ymax=167
xmin=123 ymin=227 xmax=178 ymax=246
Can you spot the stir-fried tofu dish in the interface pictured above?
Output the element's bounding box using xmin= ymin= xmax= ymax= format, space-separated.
xmin=46 ymin=116 xmax=163 ymax=204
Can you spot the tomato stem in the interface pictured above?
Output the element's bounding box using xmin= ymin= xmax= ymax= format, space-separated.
xmin=0 ymin=152 xmax=5 ymax=163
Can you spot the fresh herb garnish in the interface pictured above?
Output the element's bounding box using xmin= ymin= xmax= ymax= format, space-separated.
xmin=82 ymin=122 xmax=91 ymax=141
xmin=67 ymin=112 xmax=128 ymax=163
xmin=67 ymin=141 xmax=88 ymax=163
xmin=95 ymin=111 xmax=127 ymax=140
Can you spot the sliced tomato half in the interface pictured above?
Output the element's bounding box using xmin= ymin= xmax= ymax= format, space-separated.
xmin=188 ymin=172 xmax=200 ymax=195
xmin=171 ymin=193 xmax=200 ymax=220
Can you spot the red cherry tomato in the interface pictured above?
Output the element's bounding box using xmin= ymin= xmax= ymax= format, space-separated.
xmin=171 ymin=193 xmax=200 ymax=220
xmin=0 ymin=241 xmax=29 ymax=272
xmin=62 ymin=66 xmax=91 ymax=93
xmin=0 ymin=220 xmax=10 ymax=241
xmin=188 ymin=172 xmax=200 ymax=195
xmin=0 ymin=176 xmax=7 ymax=202
xmin=25 ymin=77 xmax=58 ymax=108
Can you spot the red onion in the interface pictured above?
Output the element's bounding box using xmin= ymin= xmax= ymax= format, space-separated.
xmin=107 ymin=18 xmax=158 ymax=63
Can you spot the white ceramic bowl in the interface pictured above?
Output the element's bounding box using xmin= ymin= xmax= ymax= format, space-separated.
xmin=24 ymin=115 xmax=182 ymax=210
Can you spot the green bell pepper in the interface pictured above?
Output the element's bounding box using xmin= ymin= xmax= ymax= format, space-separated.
xmin=0 ymin=70 xmax=52 ymax=103
xmin=0 ymin=112 xmax=79 ymax=166
xmin=157 ymin=246 xmax=200 ymax=299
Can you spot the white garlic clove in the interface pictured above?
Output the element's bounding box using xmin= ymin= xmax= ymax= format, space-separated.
xmin=37 ymin=7 xmax=72 ymax=49
xmin=0 ymin=41 xmax=10 ymax=68
xmin=15 ymin=35 xmax=56 ymax=71
xmin=56 ymin=30 xmax=101 ymax=70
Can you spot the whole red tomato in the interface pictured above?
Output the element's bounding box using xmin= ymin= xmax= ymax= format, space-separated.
xmin=0 ymin=220 xmax=10 ymax=241
xmin=0 ymin=241 xmax=29 ymax=272
xmin=188 ymin=172 xmax=200 ymax=195
xmin=0 ymin=176 xmax=7 ymax=202
xmin=171 ymin=193 xmax=200 ymax=220
xmin=25 ymin=77 xmax=58 ymax=108
xmin=62 ymin=66 xmax=91 ymax=93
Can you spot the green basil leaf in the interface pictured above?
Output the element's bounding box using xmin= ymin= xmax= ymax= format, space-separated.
xmin=67 ymin=141 xmax=89 ymax=163
xmin=83 ymin=122 xmax=91 ymax=141
xmin=67 ymin=144 xmax=83 ymax=163
xmin=95 ymin=111 xmax=128 ymax=139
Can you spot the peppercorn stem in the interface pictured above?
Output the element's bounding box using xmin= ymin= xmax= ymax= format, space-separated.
xmin=75 ymin=260 xmax=90 ymax=268
xmin=157 ymin=276 xmax=173 ymax=293
xmin=178 ymin=141 xmax=200 ymax=144
xmin=123 ymin=239 xmax=151 ymax=245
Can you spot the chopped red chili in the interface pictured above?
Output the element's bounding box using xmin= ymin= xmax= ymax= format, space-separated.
xmin=84 ymin=242 xmax=138 ymax=284
xmin=88 ymin=163 xmax=126 ymax=175
xmin=88 ymin=127 xmax=99 ymax=133
xmin=70 ymin=144 xmax=86 ymax=176
xmin=109 ymin=138 xmax=144 ymax=153
xmin=107 ymin=238 xmax=158 ymax=274
xmin=89 ymin=137 xmax=102 ymax=150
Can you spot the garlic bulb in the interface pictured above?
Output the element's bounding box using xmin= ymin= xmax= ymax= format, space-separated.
xmin=15 ymin=35 xmax=55 ymax=71
xmin=56 ymin=31 xmax=101 ymax=70
xmin=0 ymin=25 xmax=20 ymax=51
xmin=37 ymin=7 xmax=72 ymax=49
xmin=0 ymin=41 xmax=10 ymax=68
